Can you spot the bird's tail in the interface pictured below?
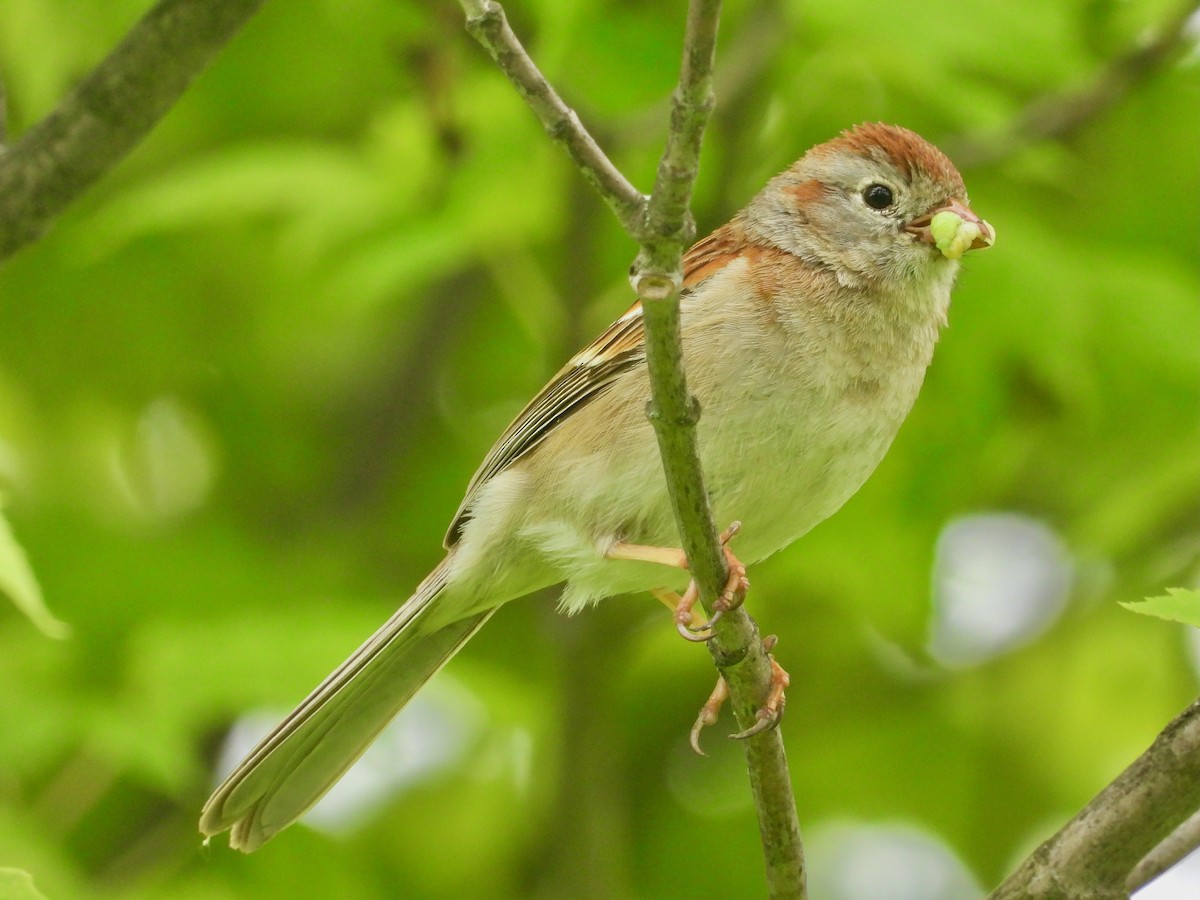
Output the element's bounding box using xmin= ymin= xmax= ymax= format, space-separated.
xmin=199 ymin=558 xmax=493 ymax=851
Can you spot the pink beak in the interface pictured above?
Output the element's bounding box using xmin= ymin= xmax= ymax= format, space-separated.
xmin=906 ymin=198 xmax=995 ymax=251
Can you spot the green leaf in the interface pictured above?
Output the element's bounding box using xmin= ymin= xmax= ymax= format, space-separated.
xmin=0 ymin=868 xmax=48 ymax=900
xmin=1120 ymin=589 xmax=1200 ymax=628
xmin=0 ymin=507 xmax=68 ymax=639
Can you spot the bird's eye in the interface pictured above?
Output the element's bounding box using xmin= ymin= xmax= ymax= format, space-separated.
xmin=863 ymin=183 xmax=895 ymax=210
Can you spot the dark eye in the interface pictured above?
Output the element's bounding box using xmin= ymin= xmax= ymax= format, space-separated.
xmin=863 ymin=183 xmax=894 ymax=210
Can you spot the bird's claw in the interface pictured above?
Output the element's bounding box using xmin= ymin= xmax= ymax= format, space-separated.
xmin=719 ymin=521 xmax=742 ymax=545
xmin=689 ymin=707 xmax=719 ymax=755
xmin=678 ymin=537 xmax=749 ymax=641
xmin=659 ymin=522 xmax=748 ymax=642
xmin=689 ymin=636 xmax=790 ymax=754
xmin=677 ymin=618 xmax=713 ymax=642
xmin=730 ymin=707 xmax=782 ymax=741
xmin=689 ymin=675 xmax=730 ymax=756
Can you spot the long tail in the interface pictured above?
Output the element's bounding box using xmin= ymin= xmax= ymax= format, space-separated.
xmin=199 ymin=558 xmax=492 ymax=851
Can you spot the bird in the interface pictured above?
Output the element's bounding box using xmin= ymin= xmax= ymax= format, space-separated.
xmin=200 ymin=122 xmax=994 ymax=851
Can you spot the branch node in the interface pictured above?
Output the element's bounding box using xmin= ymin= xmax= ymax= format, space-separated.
xmin=645 ymin=394 xmax=701 ymax=429
xmin=631 ymin=270 xmax=681 ymax=302
xmin=711 ymin=641 xmax=750 ymax=670
xmin=464 ymin=0 xmax=501 ymax=35
xmin=673 ymin=86 xmax=716 ymax=117
xmin=546 ymin=110 xmax=577 ymax=141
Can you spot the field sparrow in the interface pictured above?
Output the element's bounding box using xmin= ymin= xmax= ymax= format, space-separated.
xmin=201 ymin=122 xmax=993 ymax=850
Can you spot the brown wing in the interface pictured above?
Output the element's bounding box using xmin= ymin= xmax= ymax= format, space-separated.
xmin=443 ymin=220 xmax=749 ymax=547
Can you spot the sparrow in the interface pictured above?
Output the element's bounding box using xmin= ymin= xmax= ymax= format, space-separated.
xmin=200 ymin=122 xmax=994 ymax=850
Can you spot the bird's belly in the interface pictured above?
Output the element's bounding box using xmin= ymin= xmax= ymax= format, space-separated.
xmin=530 ymin=371 xmax=921 ymax=612
xmin=702 ymin=386 xmax=906 ymax=561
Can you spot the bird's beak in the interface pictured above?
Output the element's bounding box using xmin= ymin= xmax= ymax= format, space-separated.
xmin=906 ymin=199 xmax=995 ymax=260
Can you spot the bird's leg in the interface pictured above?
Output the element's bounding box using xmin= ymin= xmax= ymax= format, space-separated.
xmin=607 ymin=522 xmax=747 ymax=642
xmin=689 ymin=635 xmax=790 ymax=755
xmin=650 ymin=584 xmax=710 ymax=643
xmin=605 ymin=543 xmax=688 ymax=569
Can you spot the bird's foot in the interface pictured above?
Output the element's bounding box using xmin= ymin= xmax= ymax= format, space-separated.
xmin=689 ymin=635 xmax=789 ymax=755
xmin=673 ymin=522 xmax=748 ymax=640
xmin=614 ymin=522 xmax=746 ymax=643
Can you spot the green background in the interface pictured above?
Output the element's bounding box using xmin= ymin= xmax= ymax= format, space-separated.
xmin=1 ymin=0 xmax=1198 ymax=896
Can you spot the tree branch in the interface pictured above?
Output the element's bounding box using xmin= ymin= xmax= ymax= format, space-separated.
xmin=457 ymin=0 xmax=646 ymax=235
xmin=458 ymin=2 xmax=807 ymax=896
xmin=989 ymin=697 xmax=1200 ymax=898
xmin=951 ymin=0 xmax=1200 ymax=167
xmin=0 ymin=0 xmax=268 ymax=264
xmin=633 ymin=5 xmax=807 ymax=891
xmin=1129 ymin=808 xmax=1200 ymax=894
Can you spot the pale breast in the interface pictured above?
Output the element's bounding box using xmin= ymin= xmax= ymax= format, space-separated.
xmin=680 ymin=259 xmax=948 ymax=560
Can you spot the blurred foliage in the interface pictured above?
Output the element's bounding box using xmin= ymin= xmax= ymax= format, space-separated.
xmin=0 ymin=867 xmax=49 ymax=900
xmin=0 ymin=0 xmax=1198 ymax=897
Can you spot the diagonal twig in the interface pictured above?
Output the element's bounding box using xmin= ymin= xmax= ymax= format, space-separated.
xmin=458 ymin=0 xmax=646 ymax=234
xmin=989 ymin=697 xmax=1200 ymax=899
xmin=0 ymin=0 xmax=269 ymax=264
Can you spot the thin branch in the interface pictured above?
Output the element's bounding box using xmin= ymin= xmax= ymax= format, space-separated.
xmin=952 ymin=0 xmax=1200 ymax=167
xmin=457 ymin=0 xmax=646 ymax=235
xmin=458 ymin=2 xmax=807 ymax=896
xmin=1129 ymin=808 xmax=1200 ymax=894
xmin=630 ymin=0 xmax=724 ymax=631
xmin=640 ymin=0 xmax=721 ymax=249
xmin=0 ymin=0 xmax=268 ymax=264
xmin=631 ymin=5 xmax=807 ymax=892
xmin=989 ymin=697 xmax=1200 ymax=899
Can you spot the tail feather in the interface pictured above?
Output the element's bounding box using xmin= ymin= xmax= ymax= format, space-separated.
xmin=200 ymin=560 xmax=492 ymax=851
